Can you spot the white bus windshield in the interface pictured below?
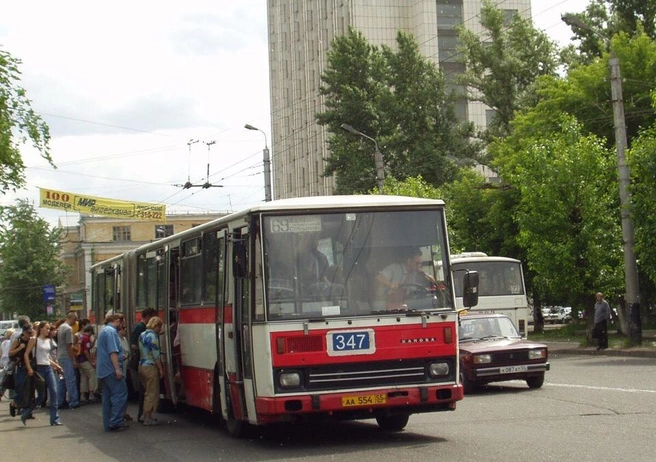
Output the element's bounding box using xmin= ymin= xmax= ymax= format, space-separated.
xmin=452 ymin=261 xmax=524 ymax=297
xmin=262 ymin=210 xmax=453 ymax=319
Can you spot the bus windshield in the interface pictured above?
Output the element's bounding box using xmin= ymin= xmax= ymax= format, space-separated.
xmin=262 ymin=209 xmax=453 ymax=320
xmin=452 ymin=261 xmax=524 ymax=297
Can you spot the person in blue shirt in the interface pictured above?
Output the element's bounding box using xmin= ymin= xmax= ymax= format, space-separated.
xmin=96 ymin=313 xmax=129 ymax=432
xmin=138 ymin=316 xmax=164 ymax=426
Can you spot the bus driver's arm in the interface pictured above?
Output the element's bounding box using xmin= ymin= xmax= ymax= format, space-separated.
xmin=376 ymin=272 xmax=399 ymax=292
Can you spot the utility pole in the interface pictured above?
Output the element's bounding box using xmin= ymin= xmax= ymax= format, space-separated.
xmin=609 ymin=55 xmax=641 ymax=344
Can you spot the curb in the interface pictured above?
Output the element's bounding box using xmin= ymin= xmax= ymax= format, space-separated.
xmin=546 ymin=343 xmax=656 ymax=359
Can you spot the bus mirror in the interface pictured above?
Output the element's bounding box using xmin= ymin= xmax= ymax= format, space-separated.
xmin=463 ymin=270 xmax=479 ymax=308
xmin=233 ymin=243 xmax=248 ymax=279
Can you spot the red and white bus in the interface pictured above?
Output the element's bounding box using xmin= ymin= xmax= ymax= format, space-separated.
xmin=90 ymin=196 xmax=476 ymax=436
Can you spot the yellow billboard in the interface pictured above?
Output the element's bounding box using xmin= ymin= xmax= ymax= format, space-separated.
xmin=39 ymin=188 xmax=166 ymax=221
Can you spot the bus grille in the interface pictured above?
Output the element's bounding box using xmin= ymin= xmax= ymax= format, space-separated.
xmin=274 ymin=358 xmax=455 ymax=393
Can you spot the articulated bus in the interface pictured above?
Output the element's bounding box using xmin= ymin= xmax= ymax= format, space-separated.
xmin=450 ymin=252 xmax=529 ymax=336
xmin=90 ymin=196 xmax=477 ymax=436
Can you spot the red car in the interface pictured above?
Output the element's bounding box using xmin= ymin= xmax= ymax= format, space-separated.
xmin=459 ymin=313 xmax=550 ymax=393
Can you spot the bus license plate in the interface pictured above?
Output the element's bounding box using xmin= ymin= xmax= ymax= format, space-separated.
xmin=342 ymin=394 xmax=387 ymax=407
xmin=327 ymin=330 xmax=375 ymax=356
xmin=500 ymin=365 xmax=528 ymax=374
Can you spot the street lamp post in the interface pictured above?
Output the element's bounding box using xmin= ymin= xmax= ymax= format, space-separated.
xmin=340 ymin=123 xmax=385 ymax=193
xmin=244 ymin=124 xmax=272 ymax=202
xmin=562 ymin=14 xmax=641 ymax=344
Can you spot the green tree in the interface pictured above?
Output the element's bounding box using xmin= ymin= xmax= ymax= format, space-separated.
xmin=317 ymin=29 xmax=477 ymax=194
xmin=456 ymin=0 xmax=560 ymax=140
xmin=563 ymin=0 xmax=656 ymax=63
xmin=0 ymin=48 xmax=53 ymax=191
xmin=629 ymin=97 xmax=656 ymax=288
xmin=0 ymin=199 xmax=68 ymax=319
xmin=494 ymin=116 xmax=623 ymax=334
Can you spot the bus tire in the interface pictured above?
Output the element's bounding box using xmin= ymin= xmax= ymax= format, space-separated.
xmin=526 ymin=373 xmax=545 ymax=389
xmin=226 ymin=413 xmax=248 ymax=438
xmin=375 ymin=413 xmax=410 ymax=432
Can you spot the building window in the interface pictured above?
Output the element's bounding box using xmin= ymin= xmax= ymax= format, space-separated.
xmin=155 ymin=225 xmax=174 ymax=239
xmin=503 ymin=9 xmax=518 ymax=26
xmin=112 ymin=226 xmax=131 ymax=241
xmin=436 ymin=0 xmax=463 ymax=28
xmin=486 ymin=109 xmax=498 ymax=127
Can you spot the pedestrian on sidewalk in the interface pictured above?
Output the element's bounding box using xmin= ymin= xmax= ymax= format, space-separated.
xmin=594 ymin=292 xmax=611 ymax=350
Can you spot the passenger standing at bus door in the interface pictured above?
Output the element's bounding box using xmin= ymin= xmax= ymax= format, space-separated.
xmin=130 ymin=307 xmax=156 ymax=424
xmin=96 ymin=313 xmax=129 ymax=432
xmin=138 ymin=316 xmax=164 ymax=426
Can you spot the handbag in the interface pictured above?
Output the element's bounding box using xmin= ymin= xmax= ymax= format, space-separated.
xmin=1 ymin=368 xmax=15 ymax=390
xmin=33 ymin=371 xmax=46 ymax=397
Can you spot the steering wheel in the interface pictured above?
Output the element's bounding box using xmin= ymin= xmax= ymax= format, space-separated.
xmin=399 ymin=283 xmax=431 ymax=298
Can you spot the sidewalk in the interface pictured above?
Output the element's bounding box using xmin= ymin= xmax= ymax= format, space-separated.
xmin=545 ymin=333 xmax=656 ymax=359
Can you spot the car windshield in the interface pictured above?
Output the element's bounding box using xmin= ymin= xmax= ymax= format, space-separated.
xmin=459 ymin=316 xmax=521 ymax=341
xmin=262 ymin=209 xmax=453 ymax=320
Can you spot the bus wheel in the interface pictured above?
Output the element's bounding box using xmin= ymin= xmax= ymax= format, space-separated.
xmin=526 ymin=373 xmax=545 ymax=389
xmin=375 ymin=413 xmax=409 ymax=432
xmin=226 ymin=413 xmax=248 ymax=438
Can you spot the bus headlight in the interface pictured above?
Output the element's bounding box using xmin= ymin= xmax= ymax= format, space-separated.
xmin=429 ymin=362 xmax=450 ymax=377
xmin=528 ymin=349 xmax=546 ymax=360
xmin=279 ymin=371 xmax=301 ymax=388
xmin=473 ymin=354 xmax=492 ymax=364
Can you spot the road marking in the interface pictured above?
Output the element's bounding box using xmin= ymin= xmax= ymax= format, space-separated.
xmin=547 ymin=383 xmax=656 ymax=394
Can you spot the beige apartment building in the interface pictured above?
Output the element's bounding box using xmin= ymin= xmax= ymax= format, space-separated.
xmin=58 ymin=213 xmax=225 ymax=316
xmin=267 ymin=0 xmax=531 ymax=198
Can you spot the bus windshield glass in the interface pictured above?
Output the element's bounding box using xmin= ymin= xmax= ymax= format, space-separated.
xmin=452 ymin=261 xmax=524 ymax=297
xmin=262 ymin=209 xmax=452 ymax=320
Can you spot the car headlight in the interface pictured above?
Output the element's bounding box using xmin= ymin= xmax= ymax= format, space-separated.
xmin=279 ymin=371 xmax=301 ymax=388
xmin=528 ymin=349 xmax=546 ymax=360
xmin=473 ymin=354 xmax=492 ymax=364
xmin=429 ymin=362 xmax=450 ymax=377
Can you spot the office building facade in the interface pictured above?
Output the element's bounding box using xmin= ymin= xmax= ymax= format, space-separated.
xmin=267 ymin=0 xmax=531 ymax=198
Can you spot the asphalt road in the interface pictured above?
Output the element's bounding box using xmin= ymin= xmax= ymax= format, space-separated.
xmin=3 ymin=353 xmax=655 ymax=461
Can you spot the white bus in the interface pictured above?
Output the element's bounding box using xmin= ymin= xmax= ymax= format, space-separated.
xmin=450 ymin=252 xmax=529 ymax=337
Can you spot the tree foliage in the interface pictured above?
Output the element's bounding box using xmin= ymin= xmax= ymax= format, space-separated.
xmin=530 ymin=31 xmax=656 ymax=152
xmin=0 ymin=48 xmax=53 ymax=192
xmin=629 ymin=97 xmax=656 ymax=285
xmin=0 ymin=200 xmax=68 ymax=319
xmin=563 ymin=0 xmax=656 ymax=63
xmin=493 ymin=116 xmax=623 ymax=311
xmin=456 ymin=0 xmax=560 ymax=140
xmin=317 ymin=28 xmax=478 ymax=194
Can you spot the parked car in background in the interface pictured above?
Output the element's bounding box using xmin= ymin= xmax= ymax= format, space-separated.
xmin=459 ymin=313 xmax=550 ymax=393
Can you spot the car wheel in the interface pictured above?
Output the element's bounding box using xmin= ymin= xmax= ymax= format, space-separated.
xmin=375 ymin=413 xmax=410 ymax=431
xmin=526 ymin=373 xmax=545 ymax=389
xmin=460 ymin=370 xmax=476 ymax=394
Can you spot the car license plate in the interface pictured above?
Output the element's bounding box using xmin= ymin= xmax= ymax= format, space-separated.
xmin=327 ymin=329 xmax=375 ymax=356
xmin=342 ymin=394 xmax=387 ymax=407
xmin=500 ymin=365 xmax=528 ymax=374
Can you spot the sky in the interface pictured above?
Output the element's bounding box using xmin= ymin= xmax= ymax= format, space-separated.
xmin=0 ymin=0 xmax=591 ymax=227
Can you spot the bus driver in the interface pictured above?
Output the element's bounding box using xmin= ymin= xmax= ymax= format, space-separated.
xmin=376 ymin=247 xmax=435 ymax=309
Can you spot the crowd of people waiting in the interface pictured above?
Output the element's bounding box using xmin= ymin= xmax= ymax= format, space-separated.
xmin=0 ymin=308 xmax=163 ymax=432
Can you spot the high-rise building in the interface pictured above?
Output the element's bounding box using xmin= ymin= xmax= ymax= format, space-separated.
xmin=267 ymin=0 xmax=531 ymax=198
